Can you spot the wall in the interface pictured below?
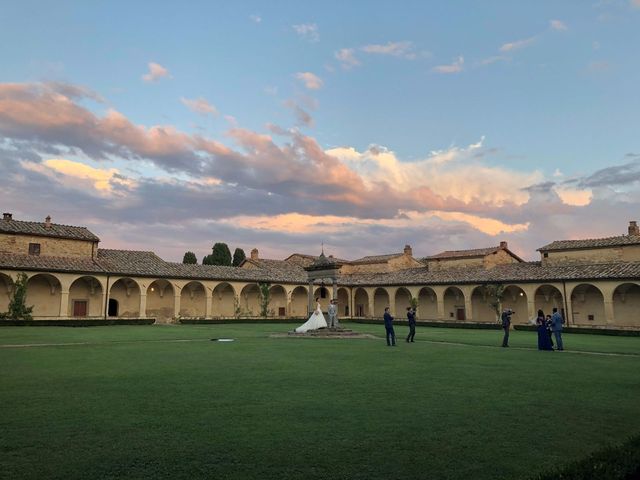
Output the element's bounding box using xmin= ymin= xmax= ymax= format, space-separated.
xmin=543 ymin=247 xmax=620 ymax=265
xmin=212 ymin=283 xmax=235 ymax=317
xmin=25 ymin=274 xmax=61 ymax=317
xmin=613 ymin=283 xmax=640 ymax=327
xmin=483 ymin=249 xmax=520 ymax=268
xmin=0 ymin=233 xmax=95 ymax=258
xmin=417 ymin=288 xmax=438 ymax=320
xmin=109 ymin=279 xmax=140 ymax=317
xmin=290 ymin=286 xmax=308 ymax=316
xmin=571 ymin=284 xmax=606 ymax=326
xmin=428 ymin=257 xmax=484 ymax=272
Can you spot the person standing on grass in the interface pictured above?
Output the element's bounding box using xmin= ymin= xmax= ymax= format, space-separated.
xmin=536 ymin=309 xmax=553 ymax=351
xmin=406 ymin=307 xmax=416 ymax=343
xmin=383 ymin=306 xmax=396 ymax=347
xmin=501 ymin=308 xmax=513 ymax=347
xmin=551 ymin=307 xmax=564 ymax=351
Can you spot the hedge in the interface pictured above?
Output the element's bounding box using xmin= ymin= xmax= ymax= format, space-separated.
xmin=180 ymin=317 xmax=304 ymax=324
xmin=531 ymin=434 xmax=640 ymax=480
xmin=514 ymin=325 xmax=640 ymax=337
xmin=348 ymin=318 xmax=503 ymax=329
xmin=0 ymin=318 xmax=155 ymax=327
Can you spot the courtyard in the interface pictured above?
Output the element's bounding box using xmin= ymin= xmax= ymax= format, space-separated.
xmin=0 ymin=323 xmax=639 ymax=479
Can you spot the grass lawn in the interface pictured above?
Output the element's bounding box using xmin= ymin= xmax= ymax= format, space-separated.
xmin=1 ymin=323 xmax=639 ymax=479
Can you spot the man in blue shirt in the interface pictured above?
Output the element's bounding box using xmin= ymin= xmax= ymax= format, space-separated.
xmin=501 ymin=309 xmax=513 ymax=347
xmin=383 ymin=307 xmax=396 ymax=346
xmin=550 ymin=307 xmax=564 ymax=350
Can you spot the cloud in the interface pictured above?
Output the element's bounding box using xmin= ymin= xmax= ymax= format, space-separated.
xmin=292 ymin=23 xmax=319 ymax=42
xmin=632 ymin=0 xmax=640 ymax=8
xmin=477 ymin=56 xmax=508 ymax=66
xmin=335 ymin=48 xmax=361 ymax=69
xmin=3 ymin=80 xmax=637 ymax=263
xmin=549 ymin=19 xmax=568 ymax=31
xmin=500 ymin=37 xmax=536 ymax=52
xmin=432 ymin=56 xmax=464 ymax=74
xmin=142 ymin=62 xmax=170 ymax=82
xmin=250 ymin=14 xmax=262 ymax=23
xmin=361 ymin=41 xmax=417 ymax=59
xmin=587 ymin=61 xmax=610 ymax=72
xmin=295 ymin=72 xmax=323 ymax=90
xmin=181 ymin=97 xmax=218 ymax=116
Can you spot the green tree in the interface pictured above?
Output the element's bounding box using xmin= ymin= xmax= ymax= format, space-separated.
xmin=182 ymin=251 xmax=197 ymax=264
xmin=202 ymin=254 xmax=213 ymax=265
xmin=211 ymin=243 xmax=232 ymax=266
xmin=232 ymin=248 xmax=246 ymax=267
xmin=2 ymin=273 xmax=33 ymax=320
xmin=259 ymin=282 xmax=271 ymax=317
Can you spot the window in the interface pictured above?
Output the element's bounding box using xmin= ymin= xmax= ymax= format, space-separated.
xmin=28 ymin=243 xmax=41 ymax=256
xmin=543 ymin=252 xmax=549 ymax=258
xmin=588 ymin=314 xmax=595 ymax=321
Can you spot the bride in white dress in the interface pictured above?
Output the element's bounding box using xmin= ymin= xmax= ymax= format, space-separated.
xmin=295 ymin=298 xmax=328 ymax=333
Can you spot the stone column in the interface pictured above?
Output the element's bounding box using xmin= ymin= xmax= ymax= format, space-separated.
xmin=139 ymin=293 xmax=147 ymax=318
xmin=205 ymin=290 xmax=213 ymax=318
xmin=604 ymin=300 xmax=615 ymax=325
xmin=60 ymin=290 xmax=70 ymax=318
xmin=463 ymin=295 xmax=473 ymax=322
xmin=100 ymin=291 xmax=107 ymax=317
xmin=308 ymin=281 xmax=314 ymax=315
xmin=367 ymin=289 xmax=375 ymax=319
xmin=388 ymin=289 xmax=396 ymax=317
xmin=173 ymin=293 xmax=181 ymax=320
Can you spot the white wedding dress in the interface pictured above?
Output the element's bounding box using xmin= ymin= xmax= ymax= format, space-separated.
xmin=295 ymin=302 xmax=328 ymax=333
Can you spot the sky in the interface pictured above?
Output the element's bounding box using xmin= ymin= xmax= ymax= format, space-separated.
xmin=1 ymin=0 xmax=639 ymax=262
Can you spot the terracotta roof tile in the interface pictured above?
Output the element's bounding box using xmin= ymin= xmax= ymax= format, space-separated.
xmin=0 ymin=219 xmax=99 ymax=242
xmin=538 ymin=235 xmax=640 ymax=251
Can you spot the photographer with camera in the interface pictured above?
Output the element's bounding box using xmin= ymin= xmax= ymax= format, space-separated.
xmin=501 ymin=308 xmax=514 ymax=347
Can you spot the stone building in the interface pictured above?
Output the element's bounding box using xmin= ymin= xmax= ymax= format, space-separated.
xmin=0 ymin=212 xmax=639 ymax=329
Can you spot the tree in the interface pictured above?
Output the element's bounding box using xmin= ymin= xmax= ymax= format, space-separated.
xmin=232 ymin=248 xmax=246 ymax=267
xmin=202 ymin=254 xmax=213 ymax=265
xmin=259 ymin=282 xmax=271 ymax=317
xmin=182 ymin=251 xmax=197 ymax=264
xmin=1 ymin=273 xmax=33 ymax=320
xmin=483 ymin=283 xmax=506 ymax=322
xmin=211 ymin=243 xmax=232 ymax=266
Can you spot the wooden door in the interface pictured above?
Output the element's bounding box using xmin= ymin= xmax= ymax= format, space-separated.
xmin=73 ymin=300 xmax=88 ymax=317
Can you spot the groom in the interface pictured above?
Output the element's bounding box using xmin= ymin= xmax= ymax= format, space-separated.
xmin=328 ymin=299 xmax=339 ymax=328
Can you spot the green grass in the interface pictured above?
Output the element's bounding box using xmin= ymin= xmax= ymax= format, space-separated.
xmin=1 ymin=323 xmax=639 ymax=480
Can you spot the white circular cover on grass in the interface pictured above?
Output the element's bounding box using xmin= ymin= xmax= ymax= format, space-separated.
xmin=217 ymin=338 xmax=235 ymax=342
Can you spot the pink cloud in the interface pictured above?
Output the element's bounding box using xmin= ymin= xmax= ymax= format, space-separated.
xmin=142 ymin=62 xmax=170 ymax=82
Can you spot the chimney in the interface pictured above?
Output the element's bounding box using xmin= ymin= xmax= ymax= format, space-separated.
xmin=2 ymin=212 xmax=12 ymax=221
xmin=499 ymin=241 xmax=508 ymax=249
xmin=45 ymin=215 xmax=52 ymax=229
xmin=629 ymin=221 xmax=639 ymax=236
xmin=404 ymin=244 xmax=413 ymax=256
xmin=328 ymin=254 xmax=334 ymax=259
xmin=250 ymin=248 xmax=259 ymax=260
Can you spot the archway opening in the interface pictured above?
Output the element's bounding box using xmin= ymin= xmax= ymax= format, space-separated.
xmin=443 ymin=287 xmax=465 ymax=321
xmin=337 ymin=287 xmax=349 ymax=317
xmin=240 ymin=284 xmax=261 ymax=317
xmin=109 ymin=278 xmax=141 ymax=317
xmin=180 ymin=281 xmax=206 ymax=318
xmin=395 ymin=287 xmax=412 ymax=318
xmin=534 ymin=285 xmax=564 ymax=322
xmin=354 ymin=288 xmax=369 ymax=317
xmin=269 ymin=285 xmax=287 ymax=317
xmin=290 ymin=286 xmax=308 ymax=317
xmin=212 ymin=283 xmax=236 ymax=317
xmin=373 ymin=288 xmax=390 ymax=317
xmin=108 ymin=298 xmax=119 ymax=317
xmin=0 ymin=273 xmax=14 ymax=313
xmin=613 ymin=283 xmax=640 ymax=327
xmin=417 ymin=287 xmax=437 ymax=320
xmin=571 ymin=283 xmax=605 ymax=325
xmin=471 ymin=286 xmax=498 ymax=323
xmin=69 ymin=276 xmax=103 ymax=317
xmin=26 ymin=273 xmax=62 ymax=317
xmin=502 ymin=285 xmax=528 ymax=324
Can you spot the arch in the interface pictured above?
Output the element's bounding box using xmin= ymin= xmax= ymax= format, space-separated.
xmin=240 ymin=283 xmax=261 ymax=317
xmin=417 ymin=286 xmax=438 ymax=320
xmin=69 ymin=276 xmax=104 ymax=317
xmin=109 ymin=278 xmax=141 ymax=317
xmin=571 ymin=283 xmax=605 ymax=325
xmin=354 ymin=287 xmax=369 ymax=317
xmin=269 ymin=284 xmax=287 ymax=317
xmin=471 ymin=286 xmax=499 ymax=323
xmin=612 ymin=283 xmax=640 ymax=327
xmin=534 ymin=284 xmax=564 ymax=321
xmin=146 ymin=279 xmax=175 ymax=322
xmin=26 ymin=273 xmax=62 ymax=317
xmin=212 ymin=282 xmax=236 ymax=317
xmin=0 ymin=272 xmax=14 ymax=313
xmin=394 ymin=287 xmax=412 ymax=318
xmin=313 ymin=286 xmax=330 ymax=312
xmin=373 ymin=287 xmax=390 ymax=317
xmin=337 ymin=287 xmax=349 ymax=317
xmin=502 ymin=285 xmax=528 ymax=324
xmin=179 ymin=281 xmax=206 ymax=318
xmin=290 ymin=286 xmax=308 ymax=317
xmin=443 ymin=286 xmax=465 ymax=321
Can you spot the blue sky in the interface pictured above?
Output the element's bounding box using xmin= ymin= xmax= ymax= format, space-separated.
xmin=1 ymin=1 xmax=639 ymax=261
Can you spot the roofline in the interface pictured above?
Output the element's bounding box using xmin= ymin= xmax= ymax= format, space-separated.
xmin=537 ymin=243 xmax=639 ymax=253
xmin=0 ymin=230 xmax=100 ymax=243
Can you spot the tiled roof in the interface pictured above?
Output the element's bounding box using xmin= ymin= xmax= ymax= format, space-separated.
xmin=0 ymin=252 xmax=104 ymax=274
xmin=351 ymin=253 xmax=404 ymax=264
xmin=425 ymin=246 xmax=500 ymax=260
xmin=283 ymin=253 xmax=351 ymax=265
xmin=340 ymin=261 xmax=640 ymax=286
xmin=538 ymin=235 xmax=640 ymax=252
xmin=1 ymin=250 xmax=638 ymax=287
xmin=0 ymin=219 xmax=99 ymax=242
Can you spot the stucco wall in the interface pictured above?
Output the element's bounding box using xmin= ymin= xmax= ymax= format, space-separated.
xmin=354 ymin=288 xmax=369 ymax=317
xmin=109 ymin=279 xmax=140 ymax=317
xmin=417 ymin=287 xmax=438 ymax=320
xmin=483 ymin=249 xmax=520 ymax=268
xmin=25 ymin=274 xmax=61 ymax=317
xmin=179 ymin=281 xmax=206 ymax=317
xmin=571 ymin=284 xmax=606 ymax=326
xmin=613 ymin=283 xmax=640 ymax=327
xmin=0 ymin=233 xmax=95 ymax=258
xmin=212 ymin=283 xmax=236 ymax=317
xmin=543 ymin=247 xmax=626 ymax=265
xmin=428 ymin=257 xmax=484 ymax=272
xmin=290 ymin=286 xmax=308 ymax=316
xmin=69 ymin=277 xmax=103 ymax=317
